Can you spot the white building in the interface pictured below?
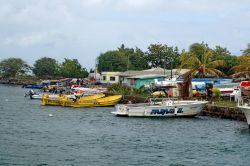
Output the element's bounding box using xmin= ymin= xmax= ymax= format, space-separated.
xmin=100 ymin=72 xmax=120 ymax=84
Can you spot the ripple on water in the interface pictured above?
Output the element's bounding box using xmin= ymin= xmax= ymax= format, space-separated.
xmin=1 ymin=85 xmax=250 ymax=166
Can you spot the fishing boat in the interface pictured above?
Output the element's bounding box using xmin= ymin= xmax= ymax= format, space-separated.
xmin=41 ymin=94 xmax=106 ymax=106
xmin=41 ymin=94 xmax=64 ymax=106
xmin=22 ymin=83 xmax=45 ymax=89
xmin=237 ymin=102 xmax=250 ymax=129
xmin=112 ymin=98 xmax=208 ymax=117
xmin=71 ymin=87 xmax=107 ymax=95
xmin=71 ymin=95 xmax=122 ymax=108
xmin=60 ymin=94 xmax=105 ymax=107
xmin=240 ymin=81 xmax=250 ymax=97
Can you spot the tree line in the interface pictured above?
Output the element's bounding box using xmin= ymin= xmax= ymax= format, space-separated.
xmin=0 ymin=42 xmax=249 ymax=79
xmin=98 ymin=42 xmax=250 ymax=76
xmin=0 ymin=57 xmax=88 ymax=79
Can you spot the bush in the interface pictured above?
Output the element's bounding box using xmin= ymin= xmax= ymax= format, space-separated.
xmin=107 ymin=84 xmax=148 ymax=96
xmin=212 ymin=88 xmax=221 ymax=99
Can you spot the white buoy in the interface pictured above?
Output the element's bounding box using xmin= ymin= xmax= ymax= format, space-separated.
xmin=49 ymin=114 xmax=53 ymax=117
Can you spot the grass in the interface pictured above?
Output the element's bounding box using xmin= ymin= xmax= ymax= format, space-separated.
xmin=208 ymin=99 xmax=237 ymax=108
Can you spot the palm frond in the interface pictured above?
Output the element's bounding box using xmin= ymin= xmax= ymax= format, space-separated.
xmin=206 ymin=68 xmax=225 ymax=77
xmin=204 ymin=50 xmax=214 ymax=64
xmin=232 ymin=71 xmax=250 ymax=78
xmin=208 ymin=60 xmax=226 ymax=68
xmin=230 ymin=55 xmax=250 ymax=77
xmin=180 ymin=53 xmax=201 ymax=69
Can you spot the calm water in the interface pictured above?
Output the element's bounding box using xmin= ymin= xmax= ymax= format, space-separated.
xmin=0 ymin=85 xmax=250 ymax=166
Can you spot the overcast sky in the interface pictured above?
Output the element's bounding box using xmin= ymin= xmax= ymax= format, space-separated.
xmin=0 ymin=0 xmax=249 ymax=70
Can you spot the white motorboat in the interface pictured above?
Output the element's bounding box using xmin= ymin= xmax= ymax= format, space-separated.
xmin=24 ymin=90 xmax=43 ymax=100
xmin=238 ymin=102 xmax=250 ymax=129
xmin=112 ymin=98 xmax=208 ymax=117
xmin=29 ymin=94 xmax=43 ymax=99
xmin=24 ymin=89 xmax=60 ymax=100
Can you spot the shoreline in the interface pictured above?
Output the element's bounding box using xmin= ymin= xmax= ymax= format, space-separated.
xmin=0 ymin=78 xmax=39 ymax=85
xmin=0 ymin=83 xmax=246 ymax=122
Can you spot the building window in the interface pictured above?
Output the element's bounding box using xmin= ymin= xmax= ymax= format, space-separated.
xmin=110 ymin=76 xmax=115 ymax=81
xmin=103 ymin=76 xmax=106 ymax=81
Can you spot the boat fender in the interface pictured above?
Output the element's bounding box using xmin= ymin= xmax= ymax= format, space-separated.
xmin=174 ymin=106 xmax=178 ymax=115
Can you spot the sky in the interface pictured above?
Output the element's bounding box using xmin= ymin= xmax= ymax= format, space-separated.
xmin=0 ymin=0 xmax=249 ymax=70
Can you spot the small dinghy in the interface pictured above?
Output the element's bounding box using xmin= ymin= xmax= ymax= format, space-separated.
xmin=24 ymin=90 xmax=43 ymax=100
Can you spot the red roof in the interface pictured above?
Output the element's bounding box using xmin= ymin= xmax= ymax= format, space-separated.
xmin=240 ymin=81 xmax=250 ymax=87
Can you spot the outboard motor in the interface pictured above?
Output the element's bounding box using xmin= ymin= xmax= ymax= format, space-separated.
xmin=24 ymin=89 xmax=34 ymax=98
xmin=28 ymin=90 xmax=35 ymax=99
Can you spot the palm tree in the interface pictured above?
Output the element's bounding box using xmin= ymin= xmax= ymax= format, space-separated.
xmin=180 ymin=44 xmax=225 ymax=97
xmin=230 ymin=55 xmax=250 ymax=78
xmin=242 ymin=43 xmax=250 ymax=55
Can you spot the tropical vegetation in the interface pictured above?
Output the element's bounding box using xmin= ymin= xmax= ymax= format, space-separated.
xmin=146 ymin=44 xmax=181 ymax=70
xmin=59 ymin=58 xmax=88 ymax=78
xmin=1 ymin=42 xmax=250 ymax=83
xmin=97 ymin=44 xmax=149 ymax=72
xmin=32 ymin=57 xmax=59 ymax=78
xmin=107 ymin=83 xmax=147 ymax=96
xmin=0 ymin=58 xmax=30 ymax=78
xmin=179 ymin=43 xmax=226 ymax=97
xmin=242 ymin=43 xmax=250 ymax=55
xmin=230 ymin=55 xmax=250 ymax=78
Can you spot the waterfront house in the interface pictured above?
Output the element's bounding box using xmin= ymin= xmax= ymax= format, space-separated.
xmin=117 ymin=68 xmax=189 ymax=86
xmin=100 ymin=72 xmax=120 ymax=84
xmin=117 ymin=70 xmax=148 ymax=86
xmin=126 ymin=74 xmax=166 ymax=89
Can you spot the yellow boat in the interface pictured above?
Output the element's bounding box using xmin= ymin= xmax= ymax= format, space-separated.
xmin=71 ymin=95 xmax=122 ymax=108
xmin=60 ymin=94 xmax=105 ymax=107
xmin=41 ymin=94 xmax=65 ymax=106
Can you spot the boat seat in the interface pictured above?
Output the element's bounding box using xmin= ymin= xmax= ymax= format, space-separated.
xmin=163 ymin=100 xmax=173 ymax=106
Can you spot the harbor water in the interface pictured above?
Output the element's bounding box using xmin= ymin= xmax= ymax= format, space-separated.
xmin=0 ymin=85 xmax=250 ymax=166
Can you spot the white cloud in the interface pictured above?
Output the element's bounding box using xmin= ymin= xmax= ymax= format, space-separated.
xmin=0 ymin=0 xmax=249 ymax=69
xmin=80 ymin=0 xmax=105 ymax=7
xmin=2 ymin=33 xmax=47 ymax=47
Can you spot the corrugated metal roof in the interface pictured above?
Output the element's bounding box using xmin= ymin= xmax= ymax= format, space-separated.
xmin=127 ymin=74 xmax=166 ymax=79
xmin=117 ymin=68 xmax=189 ymax=77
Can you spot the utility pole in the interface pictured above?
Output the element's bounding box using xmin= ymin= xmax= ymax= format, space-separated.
xmin=127 ymin=55 xmax=129 ymax=71
xmin=170 ymin=61 xmax=173 ymax=79
xmin=164 ymin=58 xmax=166 ymax=75
xmin=94 ymin=58 xmax=97 ymax=80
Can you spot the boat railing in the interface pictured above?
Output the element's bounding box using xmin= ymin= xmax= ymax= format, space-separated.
xmin=237 ymin=96 xmax=250 ymax=106
xmin=148 ymin=97 xmax=178 ymax=102
xmin=148 ymin=97 xmax=178 ymax=106
xmin=124 ymin=103 xmax=150 ymax=107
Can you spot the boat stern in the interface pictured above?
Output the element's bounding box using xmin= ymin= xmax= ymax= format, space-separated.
xmin=112 ymin=104 xmax=129 ymax=116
